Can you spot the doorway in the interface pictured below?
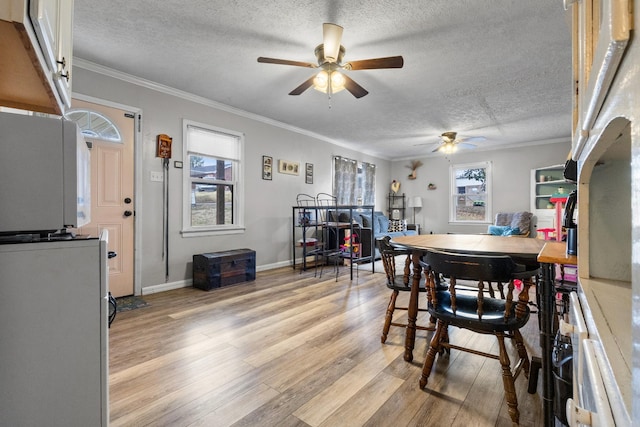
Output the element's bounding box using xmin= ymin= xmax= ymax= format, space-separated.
xmin=68 ymin=99 xmax=136 ymax=297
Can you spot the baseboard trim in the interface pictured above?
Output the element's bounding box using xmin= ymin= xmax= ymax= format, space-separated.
xmin=142 ymin=280 xmax=191 ymax=295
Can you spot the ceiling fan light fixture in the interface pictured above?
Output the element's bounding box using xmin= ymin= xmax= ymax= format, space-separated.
xmin=440 ymin=142 xmax=457 ymax=154
xmin=330 ymin=70 xmax=345 ymax=90
xmin=313 ymin=70 xmax=328 ymax=91
xmin=313 ymin=70 xmax=345 ymax=94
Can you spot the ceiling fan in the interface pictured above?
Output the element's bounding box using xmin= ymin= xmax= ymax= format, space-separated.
xmin=257 ymin=23 xmax=404 ymax=98
xmin=432 ymin=131 xmax=486 ymax=153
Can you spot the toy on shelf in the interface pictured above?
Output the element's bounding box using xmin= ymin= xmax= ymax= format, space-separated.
xmin=340 ymin=231 xmax=360 ymax=258
xmin=549 ymin=195 xmax=568 ymax=241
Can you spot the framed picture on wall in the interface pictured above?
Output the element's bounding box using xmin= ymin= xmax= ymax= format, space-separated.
xmin=305 ymin=163 xmax=313 ymax=184
xmin=262 ymin=155 xmax=272 ymax=180
xmin=278 ymin=160 xmax=299 ymax=175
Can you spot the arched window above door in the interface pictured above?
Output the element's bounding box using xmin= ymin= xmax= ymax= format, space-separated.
xmin=65 ymin=109 xmax=122 ymax=143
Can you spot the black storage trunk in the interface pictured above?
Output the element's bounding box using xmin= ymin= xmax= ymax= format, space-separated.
xmin=193 ymin=249 xmax=256 ymax=290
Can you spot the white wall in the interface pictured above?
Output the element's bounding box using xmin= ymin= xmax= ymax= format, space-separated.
xmin=390 ymin=142 xmax=572 ymax=234
xmin=72 ymin=66 xmax=390 ymax=291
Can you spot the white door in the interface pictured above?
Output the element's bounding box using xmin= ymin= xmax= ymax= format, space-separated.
xmin=71 ymin=99 xmax=135 ymax=297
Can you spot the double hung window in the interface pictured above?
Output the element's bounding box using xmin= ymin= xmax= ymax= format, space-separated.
xmin=449 ymin=162 xmax=492 ymax=223
xmin=182 ymin=120 xmax=244 ymax=235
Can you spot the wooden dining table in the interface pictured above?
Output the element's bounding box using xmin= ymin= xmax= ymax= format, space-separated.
xmin=390 ymin=234 xmax=546 ymax=362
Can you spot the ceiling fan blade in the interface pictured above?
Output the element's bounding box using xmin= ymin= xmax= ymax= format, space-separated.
xmin=458 ymin=136 xmax=486 ymax=143
xmin=288 ymin=76 xmax=316 ymax=96
xmin=257 ymin=57 xmax=317 ymax=68
xmin=323 ymin=23 xmax=343 ymax=63
xmin=457 ymin=142 xmax=478 ymax=150
xmin=342 ymin=74 xmax=369 ymax=98
xmin=345 ymin=56 xmax=404 ymax=70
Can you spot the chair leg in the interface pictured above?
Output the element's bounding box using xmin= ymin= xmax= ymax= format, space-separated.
xmin=496 ymin=332 xmax=520 ymax=425
xmin=381 ymin=290 xmax=399 ymax=343
xmin=420 ymin=319 xmax=447 ymax=389
xmin=513 ymin=329 xmax=530 ymax=377
xmin=314 ymin=252 xmax=321 ymax=278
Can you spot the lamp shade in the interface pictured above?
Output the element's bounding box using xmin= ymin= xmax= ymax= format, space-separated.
xmin=409 ymin=196 xmax=422 ymax=208
xmin=313 ymin=70 xmax=346 ymax=94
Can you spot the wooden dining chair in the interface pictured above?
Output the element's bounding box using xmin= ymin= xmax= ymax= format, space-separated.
xmin=377 ymin=236 xmax=434 ymax=343
xmin=418 ymin=249 xmax=538 ymax=425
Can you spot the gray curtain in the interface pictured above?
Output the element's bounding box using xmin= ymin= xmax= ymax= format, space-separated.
xmin=333 ymin=156 xmax=357 ymax=205
xmin=333 ymin=156 xmax=375 ymax=206
xmin=361 ymin=161 xmax=376 ymax=206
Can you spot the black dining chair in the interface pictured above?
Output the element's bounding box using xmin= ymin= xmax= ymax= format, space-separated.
xmin=315 ymin=192 xmax=342 ymax=281
xmin=418 ymin=249 xmax=539 ymax=426
xmin=377 ymin=236 xmax=434 ymax=343
xmin=296 ymin=193 xmax=322 ymax=274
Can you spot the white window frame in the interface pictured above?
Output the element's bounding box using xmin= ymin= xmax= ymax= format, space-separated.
xmin=449 ymin=161 xmax=492 ymax=224
xmin=181 ymin=119 xmax=244 ymax=236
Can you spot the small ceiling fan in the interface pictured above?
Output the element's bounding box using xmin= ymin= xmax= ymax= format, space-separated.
xmin=257 ymin=23 xmax=404 ymax=98
xmin=432 ymin=131 xmax=486 ymax=153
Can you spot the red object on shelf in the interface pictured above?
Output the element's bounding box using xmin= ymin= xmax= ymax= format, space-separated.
xmin=298 ymin=238 xmax=318 ymax=247
xmin=537 ymin=228 xmax=555 ymax=240
xmin=549 ymin=196 xmax=568 ymax=241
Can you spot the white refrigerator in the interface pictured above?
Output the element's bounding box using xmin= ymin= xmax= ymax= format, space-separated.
xmin=0 ymin=233 xmax=109 ymax=426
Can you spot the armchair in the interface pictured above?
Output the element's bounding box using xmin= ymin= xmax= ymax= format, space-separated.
xmin=487 ymin=211 xmax=534 ymax=237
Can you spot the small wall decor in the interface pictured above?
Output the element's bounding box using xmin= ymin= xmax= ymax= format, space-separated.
xmin=406 ymin=160 xmax=423 ymax=180
xmin=305 ymin=163 xmax=313 ymax=184
xmin=156 ymin=134 xmax=173 ymax=159
xmin=390 ymin=180 xmax=401 ymax=193
xmin=428 ymin=183 xmax=437 ymax=190
xmin=278 ymin=159 xmax=300 ymax=175
xmin=262 ymin=156 xmax=273 ymax=180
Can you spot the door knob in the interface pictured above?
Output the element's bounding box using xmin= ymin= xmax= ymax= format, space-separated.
xmin=124 ymin=210 xmax=133 ymax=217
xmin=124 ymin=197 xmax=132 ymax=204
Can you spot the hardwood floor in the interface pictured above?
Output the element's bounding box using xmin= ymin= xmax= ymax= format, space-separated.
xmin=109 ymin=262 xmax=544 ymax=426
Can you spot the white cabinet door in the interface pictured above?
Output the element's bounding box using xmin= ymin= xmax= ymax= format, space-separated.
xmin=29 ymin=0 xmax=60 ymax=70
xmin=54 ymin=0 xmax=73 ymax=106
xmin=29 ymin=0 xmax=73 ymax=108
xmin=0 ymin=0 xmax=74 ymax=113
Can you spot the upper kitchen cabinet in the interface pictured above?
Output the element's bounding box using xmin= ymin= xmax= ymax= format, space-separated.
xmin=0 ymin=0 xmax=74 ymax=115
xmin=564 ymin=0 xmax=634 ymax=422
xmin=570 ymin=0 xmax=630 ymax=158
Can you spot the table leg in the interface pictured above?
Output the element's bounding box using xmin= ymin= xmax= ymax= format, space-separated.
xmin=540 ymin=261 xmax=555 ymax=426
xmin=404 ymin=250 xmax=422 ymax=362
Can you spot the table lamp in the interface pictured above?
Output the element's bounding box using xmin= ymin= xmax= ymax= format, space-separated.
xmin=408 ymin=196 xmax=422 ymax=224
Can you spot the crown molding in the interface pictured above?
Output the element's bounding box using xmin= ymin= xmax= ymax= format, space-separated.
xmin=73 ymin=58 xmax=385 ymax=159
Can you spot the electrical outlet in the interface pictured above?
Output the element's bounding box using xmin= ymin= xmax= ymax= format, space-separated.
xmin=150 ymin=171 xmax=163 ymax=182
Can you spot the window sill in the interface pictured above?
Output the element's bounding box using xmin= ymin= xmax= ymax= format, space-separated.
xmin=181 ymin=227 xmax=245 ymax=238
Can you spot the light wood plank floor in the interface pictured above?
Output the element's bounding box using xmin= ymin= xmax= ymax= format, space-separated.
xmin=109 ymin=262 xmax=545 ymax=426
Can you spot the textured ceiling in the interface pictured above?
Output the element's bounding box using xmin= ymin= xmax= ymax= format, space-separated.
xmin=72 ymin=0 xmax=573 ymax=160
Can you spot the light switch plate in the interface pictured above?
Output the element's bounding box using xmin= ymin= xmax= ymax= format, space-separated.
xmin=150 ymin=171 xmax=163 ymax=182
